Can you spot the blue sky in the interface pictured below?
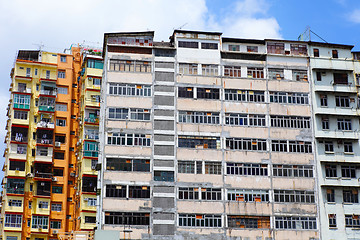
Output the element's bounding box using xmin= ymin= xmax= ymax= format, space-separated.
xmin=0 ymin=0 xmax=359 ymax=182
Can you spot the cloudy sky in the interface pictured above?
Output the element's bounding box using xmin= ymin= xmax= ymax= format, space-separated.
xmin=0 ymin=0 xmax=360 ymax=180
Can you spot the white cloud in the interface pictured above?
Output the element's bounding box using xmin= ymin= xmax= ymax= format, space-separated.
xmin=349 ymin=9 xmax=360 ymax=23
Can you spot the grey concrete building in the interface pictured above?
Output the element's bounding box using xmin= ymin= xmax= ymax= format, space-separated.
xmin=96 ymin=30 xmax=360 ymax=240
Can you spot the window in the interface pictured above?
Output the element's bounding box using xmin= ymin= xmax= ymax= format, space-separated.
xmin=271 ymin=140 xmax=287 ymax=153
xmin=178 ymin=111 xmax=220 ymax=124
xmin=201 ymin=42 xmax=218 ymax=50
xmin=275 ymin=216 xmax=317 ymax=230
xmin=224 ymin=66 xmax=241 ymax=78
xmin=6 ymin=178 xmax=25 ymax=194
xmin=334 ymin=73 xmax=348 ymax=84
xmin=316 ymin=72 xmax=322 ymax=81
xmin=13 ymin=94 xmax=30 ymax=109
xmin=16 ymin=145 xmax=27 ymax=154
xmin=178 ymin=63 xmax=198 ymax=75
xmin=269 ymin=92 xmax=309 ymax=104
xmin=270 ymin=115 xmax=310 ymax=129
xmin=32 ymin=215 xmax=49 ymax=229
xmin=345 ymin=215 xmax=360 ymax=228
xmin=228 ymin=216 xmax=270 ymax=229
xmin=178 ymin=87 xmax=194 ymax=98
xmin=268 ymin=68 xmax=284 ymax=80
xmin=55 ymin=104 xmax=67 ymax=112
xmin=343 ymin=190 xmax=358 ymax=203
xmin=106 ymin=185 xmax=126 ymax=198
xmin=178 ymin=41 xmax=198 ymax=48
xmin=57 ymin=71 xmax=65 ymax=79
xmin=13 ymin=110 xmax=28 ymax=120
xmin=88 ymin=198 xmax=97 ymax=206
xmin=179 ymin=187 xmax=199 ymax=200
xmin=107 ymin=133 xmax=151 ymax=147
xmin=290 ymin=44 xmax=307 ymax=55
xmin=247 ymin=46 xmax=258 ymax=52
xmin=196 ymin=88 xmax=219 ymax=99
xmin=60 ymin=55 xmax=66 ymax=62
xmin=226 ymin=138 xmax=267 ymax=151
xmin=320 ymin=94 xmax=328 ymax=107
xmin=273 ymin=165 xmax=313 ymax=178
xmin=336 ymin=96 xmax=350 ymax=107
xmin=46 ymin=70 xmax=50 ymax=79
xmin=82 ymin=176 xmax=97 ymax=193
xmin=108 ymin=108 xmax=151 ymax=121
xmin=38 ymin=201 xmax=49 ymax=209
xmin=26 ymin=67 xmax=31 ymax=77
xmin=226 ymin=113 xmax=266 ymax=127
xmin=292 ymin=70 xmax=308 ymax=81
xmin=342 ymin=166 xmax=356 ymax=178
xmin=225 ymin=89 xmax=265 ymax=102
xmin=52 ymin=186 xmax=63 ymax=194
xmin=106 ymin=158 xmax=150 ymax=172
xmin=129 ymin=186 xmax=150 ymax=198
xmin=85 ymin=216 xmax=96 ymax=224
xmin=272 ymin=140 xmax=312 ymax=153
xmin=178 ymin=136 xmax=220 ymax=149
xmin=178 ymin=214 xmax=221 ymax=227
xmin=332 ymin=50 xmax=338 ymax=58
xmin=8 ymin=199 xmax=22 ymax=207
xmin=93 ymin=78 xmax=101 ymax=86
xmin=17 ymin=83 xmax=26 ymax=92
xmin=205 ymin=161 xmax=221 ymax=175
xmin=328 ymin=214 xmax=337 ymax=228
xmin=344 ymin=141 xmax=353 ymax=153
xmin=337 ymin=118 xmax=352 ymax=130
xmin=87 ymin=59 xmax=103 ymax=69
xmin=274 ymin=190 xmax=315 ymax=203
xmin=109 ymin=60 xmax=151 ymax=73
xmin=6 ymin=237 xmax=18 ymax=240
xmin=313 ymin=48 xmax=319 ymax=57
xmin=58 ymin=87 xmax=68 ymax=94
xmin=227 ymin=189 xmax=269 ymax=202
xmin=54 ymin=151 xmax=65 ymax=159
xmin=201 ymin=188 xmax=222 ymax=200
xmin=228 ymin=45 xmax=240 ymax=51
xmin=202 ymin=64 xmax=218 ymax=76
xmin=154 ymin=171 xmax=174 ymax=182
xmin=5 ymin=214 xmax=22 ymax=228
xmin=226 ymin=163 xmax=268 ymax=176
xmin=247 ymin=67 xmax=264 ymax=79
xmin=51 ymin=203 xmax=62 ymax=212
xmin=267 ymin=42 xmax=285 ymax=54
xmin=178 ymin=161 xmax=196 ymax=174
xmin=325 ymin=165 xmax=337 ymax=178
xmin=53 ymin=168 xmax=63 ymax=176
xmin=9 ymin=160 xmax=25 ymax=171
xmin=50 ymin=221 xmax=61 ymax=229
xmin=322 ymin=118 xmax=329 ymax=130
xmin=56 ymin=118 xmax=66 ymax=126
xmin=109 ymin=83 xmax=151 ymax=97
xmin=105 ymin=212 xmax=150 ymax=225
xmin=327 ymin=189 xmax=335 ymax=202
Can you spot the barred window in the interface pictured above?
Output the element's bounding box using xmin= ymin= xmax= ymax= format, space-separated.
xmin=228 ymin=45 xmax=240 ymax=51
xmin=335 ymin=96 xmax=350 ymax=107
xmin=50 ymin=220 xmax=62 ymax=229
xmin=343 ymin=190 xmax=358 ymax=203
xmin=106 ymin=158 xmax=150 ymax=172
xmin=105 ymin=212 xmax=150 ymax=226
xmin=205 ymin=161 xmax=222 ymax=175
xmin=178 ymin=161 xmax=196 ymax=174
xmin=292 ymin=70 xmax=308 ymax=81
xmin=178 ymin=87 xmax=194 ymax=98
xmin=345 ymin=215 xmax=360 ymax=228
xmin=108 ymin=108 xmax=151 ymax=121
xmin=178 ymin=41 xmax=198 ymax=49
xmin=201 ymin=188 xmax=222 ymax=200
xmin=201 ymin=42 xmax=218 ymax=50
xmin=4 ymin=214 xmax=22 ymax=228
xmin=179 ymin=63 xmax=198 ymax=75
xmin=107 ymin=133 xmax=151 ymax=147
xmin=227 ymin=189 xmax=269 ymax=202
xmin=197 ymin=88 xmax=220 ymax=100
xmin=268 ymin=68 xmax=284 ymax=80
xmin=226 ymin=138 xmax=267 ymax=151
xmin=224 ymin=66 xmax=241 ymax=78
xmin=270 ymin=115 xmax=311 ymax=129
xmin=51 ymin=203 xmax=62 ymax=212
xmin=178 ymin=111 xmax=220 ymax=124
xmin=228 ymin=216 xmax=270 ymax=229
xmin=32 ymin=215 xmax=49 ymax=229
xmin=106 ymin=185 xmax=126 ymax=198
xmin=129 ymin=186 xmax=150 ymax=198
xmin=247 ymin=67 xmax=264 ymax=79
xmin=224 ymin=89 xmax=265 ymax=102
xmin=178 ymin=214 xmax=221 ymax=227
xmin=179 ymin=187 xmax=199 ymax=200
xmin=325 ymin=165 xmax=337 ymax=177
xmin=267 ymin=42 xmax=285 ymax=54
xmin=178 ymin=136 xmax=220 ymax=149
xmin=337 ymin=118 xmax=352 ymax=130
xmin=290 ymin=44 xmax=307 ymax=56
xmin=14 ymin=110 xmax=28 ymax=120
xmin=202 ymin=64 xmax=218 ymax=76
xmin=272 ymin=140 xmax=312 ymax=153
xmin=269 ymin=92 xmax=309 ymax=104
xmin=226 ymin=163 xmax=268 ymax=176
xmin=275 ymin=216 xmax=317 ymax=230
xmin=274 ymin=190 xmax=315 ymax=203
xmin=273 ymin=165 xmax=313 ymax=178
xmin=225 ymin=113 xmax=266 ymax=127
xmin=8 ymin=199 xmax=22 ymax=207
xmin=109 ymin=83 xmax=151 ymax=97
xmin=109 ymin=60 xmax=151 ymax=73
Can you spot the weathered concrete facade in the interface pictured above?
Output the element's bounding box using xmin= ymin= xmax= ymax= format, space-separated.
xmin=98 ymin=30 xmax=359 ymax=240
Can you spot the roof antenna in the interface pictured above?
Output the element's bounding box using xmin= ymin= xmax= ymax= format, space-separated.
xmin=175 ymin=23 xmax=188 ymax=30
xmin=298 ymin=26 xmax=328 ymax=43
xmin=32 ymin=42 xmax=45 ymax=51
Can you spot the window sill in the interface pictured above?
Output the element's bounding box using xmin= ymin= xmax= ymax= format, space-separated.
xmin=344 ymin=152 xmax=355 ymax=155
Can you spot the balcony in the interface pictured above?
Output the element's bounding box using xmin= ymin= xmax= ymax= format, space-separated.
xmin=82 ymin=176 xmax=97 ymax=193
xmin=34 ymin=163 xmax=53 ymax=179
xmin=36 ymin=181 xmax=51 ymax=196
xmin=6 ymin=178 xmax=25 ymax=194
xmin=14 ymin=88 xmax=32 ymax=94
xmin=38 ymin=97 xmax=55 ymax=112
xmin=37 ymin=121 xmax=55 ymax=129
xmin=37 ymin=129 xmax=54 ymax=145
xmin=11 ymin=127 xmax=28 ymax=143
xmin=84 ymin=117 xmax=99 ymax=125
xmin=39 ymin=89 xmax=57 ymax=96
xmin=38 ymin=105 xmax=55 ymax=112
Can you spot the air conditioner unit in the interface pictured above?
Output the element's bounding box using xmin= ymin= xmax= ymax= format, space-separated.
xmin=55 ymin=142 xmax=61 ymax=147
xmin=40 ymin=182 xmax=45 ymax=186
xmin=84 ymin=198 xmax=88 ymax=201
xmin=70 ymin=172 xmax=75 ymax=177
xmin=91 ymin=166 xmax=96 ymax=170
xmin=26 ymin=173 xmax=34 ymax=178
xmin=52 ymin=177 xmax=58 ymax=182
xmin=53 ymin=230 xmax=59 ymax=234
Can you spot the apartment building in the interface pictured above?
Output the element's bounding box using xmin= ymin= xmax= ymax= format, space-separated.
xmin=97 ymin=30 xmax=322 ymax=239
xmin=0 ymin=48 xmax=81 ymax=240
xmin=74 ymin=50 xmax=103 ymax=231
xmin=309 ymin=43 xmax=360 ymax=240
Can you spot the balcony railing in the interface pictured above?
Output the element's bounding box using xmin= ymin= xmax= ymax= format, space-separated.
xmin=37 ymin=122 xmax=55 ymax=129
xmin=40 ymin=89 xmax=57 ymax=96
xmin=37 ymin=139 xmax=53 ymax=145
xmin=34 ymin=172 xmax=53 ymax=179
xmin=84 ymin=151 xmax=98 ymax=158
xmin=38 ymin=105 xmax=55 ymax=112
xmin=11 ymin=135 xmax=27 ymax=143
xmin=85 ymin=117 xmax=99 ymax=124
xmin=15 ymin=88 xmax=32 ymax=93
